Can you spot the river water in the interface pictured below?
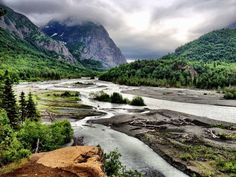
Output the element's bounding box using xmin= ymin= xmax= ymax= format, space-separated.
xmin=16 ymin=78 xmax=236 ymax=177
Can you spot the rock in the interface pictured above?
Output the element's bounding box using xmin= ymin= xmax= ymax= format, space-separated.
xmin=37 ymin=146 xmax=107 ymax=177
xmin=42 ymin=20 xmax=126 ymax=68
xmin=0 ymin=4 xmax=76 ymax=64
xmin=1 ymin=146 xmax=107 ymax=177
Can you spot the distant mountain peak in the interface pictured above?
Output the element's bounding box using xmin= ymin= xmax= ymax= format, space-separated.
xmin=42 ymin=19 xmax=126 ymax=68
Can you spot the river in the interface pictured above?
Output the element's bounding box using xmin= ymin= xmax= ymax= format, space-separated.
xmin=15 ymin=78 xmax=236 ymax=177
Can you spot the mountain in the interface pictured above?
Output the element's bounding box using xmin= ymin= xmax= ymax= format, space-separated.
xmin=42 ymin=20 xmax=126 ymax=68
xmin=0 ymin=4 xmax=76 ymax=64
xmin=0 ymin=4 xmax=93 ymax=81
xmin=174 ymin=29 xmax=236 ymax=61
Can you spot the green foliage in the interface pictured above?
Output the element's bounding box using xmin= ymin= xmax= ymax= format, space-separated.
xmin=224 ymin=87 xmax=236 ymax=99
xmin=80 ymin=59 xmax=105 ymax=71
xmin=130 ymin=96 xmax=145 ymax=106
xmin=19 ymin=92 xmax=27 ymax=123
xmin=175 ymin=29 xmax=236 ymax=62
xmin=17 ymin=120 xmax=73 ymax=152
xmin=26 ymin=92 xmax=39 ymax=121
xmin=92 ymin=91 xmax=145 ymax=106
xmin=99 ymin=59 xmax=236 ymax=89
xmin=0 ymin=28 xmax=96 ymax=82
xmin=217 ymin=160 xmax=236 ymax=174
xmin=110 ymin=92 xmax=127 ymax=104
xmin=0 ymin=110 xmax=31 ymax=166
xmin=60 ymin=91 xmax=80 ymax=97
xmin=2 ymin=77 xmax=19 ymax=129
xmin=104 ymin=149 xmax=142 ymax=177
xmin=92 ymin=91 xmax=110 ymax=102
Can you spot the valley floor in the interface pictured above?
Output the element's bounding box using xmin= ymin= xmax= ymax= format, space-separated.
xmin=92 ymin=109 xmax=236 ymax=177
xmin=10 ymin=79 xmax=236 ymax=177
xmin=123 ymin=86 xmax=236 ymax=107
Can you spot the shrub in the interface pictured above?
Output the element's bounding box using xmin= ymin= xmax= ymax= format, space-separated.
xmin=110 ymin=92 xmax=126 ymax=104
xmin=0 ymin=110 xmax=31 ymax=166
xmin=61 ymin=91 xmax=72 ymax=97
xmin=217 ymin=160 xmax=236 ymax=174
xmin=104 ymin=149 xmax=142 ymax=177
xmin=224 ymin=87 xmax=236 ymax=99
xmin=92 ymin=91 xmax=111 ymax=102
xmin=130 ymin=96 xmax=145 ymax=106
xmin=17 ymin=120 xmax=73 ymax=152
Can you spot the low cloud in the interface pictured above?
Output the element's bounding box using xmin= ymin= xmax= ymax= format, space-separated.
xmin=2 ymin=0 xmax=236 ymax=58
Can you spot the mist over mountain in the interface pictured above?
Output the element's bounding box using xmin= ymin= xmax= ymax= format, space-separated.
xmin=42 ymin=20 xmax=126 ymax=68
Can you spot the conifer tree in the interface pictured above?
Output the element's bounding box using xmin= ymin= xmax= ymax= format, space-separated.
xmin=2 ymin=77 xmax=19 ymax=128
xmin=26 ymin=92 xmax=38 ymax=121
xmin=19 ymin=91 xmax=27 ymax=123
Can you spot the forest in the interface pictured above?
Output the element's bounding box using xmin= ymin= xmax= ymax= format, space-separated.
xmin=0 ymin=28 xmax=96 ymax=82
xmin=0 ymin=72 xmax=73 ymax=167
xmin=100 ymin=28 xmax=236 ymax=91
xmin=99 ymin=58 xmax=236 ymax=89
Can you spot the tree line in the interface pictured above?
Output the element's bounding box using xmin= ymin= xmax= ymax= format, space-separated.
xmin=0 ymin=71 xmax=73 ymax=167
xmin=0 ymin=72 xmax=38 ymax=129
xmin=99 ymin=59 xmax=236 ymax=89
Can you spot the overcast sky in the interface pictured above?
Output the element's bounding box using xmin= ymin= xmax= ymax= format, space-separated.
xmin=2 ymin=0 xmax=236 ymax=58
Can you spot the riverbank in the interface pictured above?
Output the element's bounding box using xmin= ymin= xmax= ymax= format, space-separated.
xmin=123 ymin=86 xmax=236 ymax=107
xmin=91 ymin=109 xmax=236 ymax=177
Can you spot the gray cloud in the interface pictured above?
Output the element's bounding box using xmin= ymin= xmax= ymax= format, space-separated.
xmin=2 ymin=0 xmax=236 ymax=58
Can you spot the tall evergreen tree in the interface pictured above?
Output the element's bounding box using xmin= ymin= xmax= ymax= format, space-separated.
xmin=26 ymin=92 xmax=38 ymax=121
xmin=2 ymin=77 xmax=19 ymax=128
xmin=19 ymin=92 xmax=27 ymax=123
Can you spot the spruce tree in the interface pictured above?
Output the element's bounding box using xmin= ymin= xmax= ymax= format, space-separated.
xmin=2 ymin=77 xmax=19 ymax=128
xmin=19 ymin=91 xmax=27 ymax=123
xmin=26 ymin=92 xmax=38 ymax=121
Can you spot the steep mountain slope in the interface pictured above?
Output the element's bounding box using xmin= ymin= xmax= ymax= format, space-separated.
xmin=0 ymin=4 xmax=76 ymax=63
xmin=174 ymin=29 xmax=236 ymax=61
xmin=42 ymin=20 xmax=126 ymax=68
xmin=0 ymin=27 xmax=92 ymax=80
xmin=0 ymin=5 xmax=94 ymax=80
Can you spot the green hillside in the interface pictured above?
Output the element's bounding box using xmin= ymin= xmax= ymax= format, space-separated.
xmin=0 ymin=28 xmax=94 ymax=81
xmin=100 ymin=28 xmax=236 ymax=89
xmin=100 ymin=59 xmax=236 ymax=89
xmin=174 ymin=29 xmax=236 ymax=61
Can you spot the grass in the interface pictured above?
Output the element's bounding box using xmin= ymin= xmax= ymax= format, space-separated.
xmin=173 ymin=140 xmax=236 ymax=176
xmin=36 ymin=90 xmax=103 ymax=120
xmin=0 ymin=158 xmax=29 ymax=175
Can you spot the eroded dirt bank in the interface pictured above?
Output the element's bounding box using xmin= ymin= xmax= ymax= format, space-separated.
xmin=92 ymin=109 xmax=236 ymax=177
xmin=0 ymin=146 xmax=106 ymax=177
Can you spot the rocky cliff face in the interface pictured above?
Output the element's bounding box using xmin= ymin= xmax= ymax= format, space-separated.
xmin=42 ymin=21 xmax=126 ymax=68
xmin=0 ymin=5 xmax=76 ymax=63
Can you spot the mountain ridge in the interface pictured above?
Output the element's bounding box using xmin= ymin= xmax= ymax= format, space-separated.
xmin=42 ymin=20 xmax=126 ymax=68
xmin=0 ymin=4 xmax=76 ymax=64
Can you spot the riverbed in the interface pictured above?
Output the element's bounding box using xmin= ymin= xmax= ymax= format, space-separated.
xmin=15 ymin=78 xmax=236 ymax=177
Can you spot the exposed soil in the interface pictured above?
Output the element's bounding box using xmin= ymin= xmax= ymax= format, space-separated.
xmin=91 ymin=109 xmax=236 ymax=177
xmin=1 ymin=146 xmax=106 ymax=177
xmin=0 ymin=154 xmax=78 ymax=177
